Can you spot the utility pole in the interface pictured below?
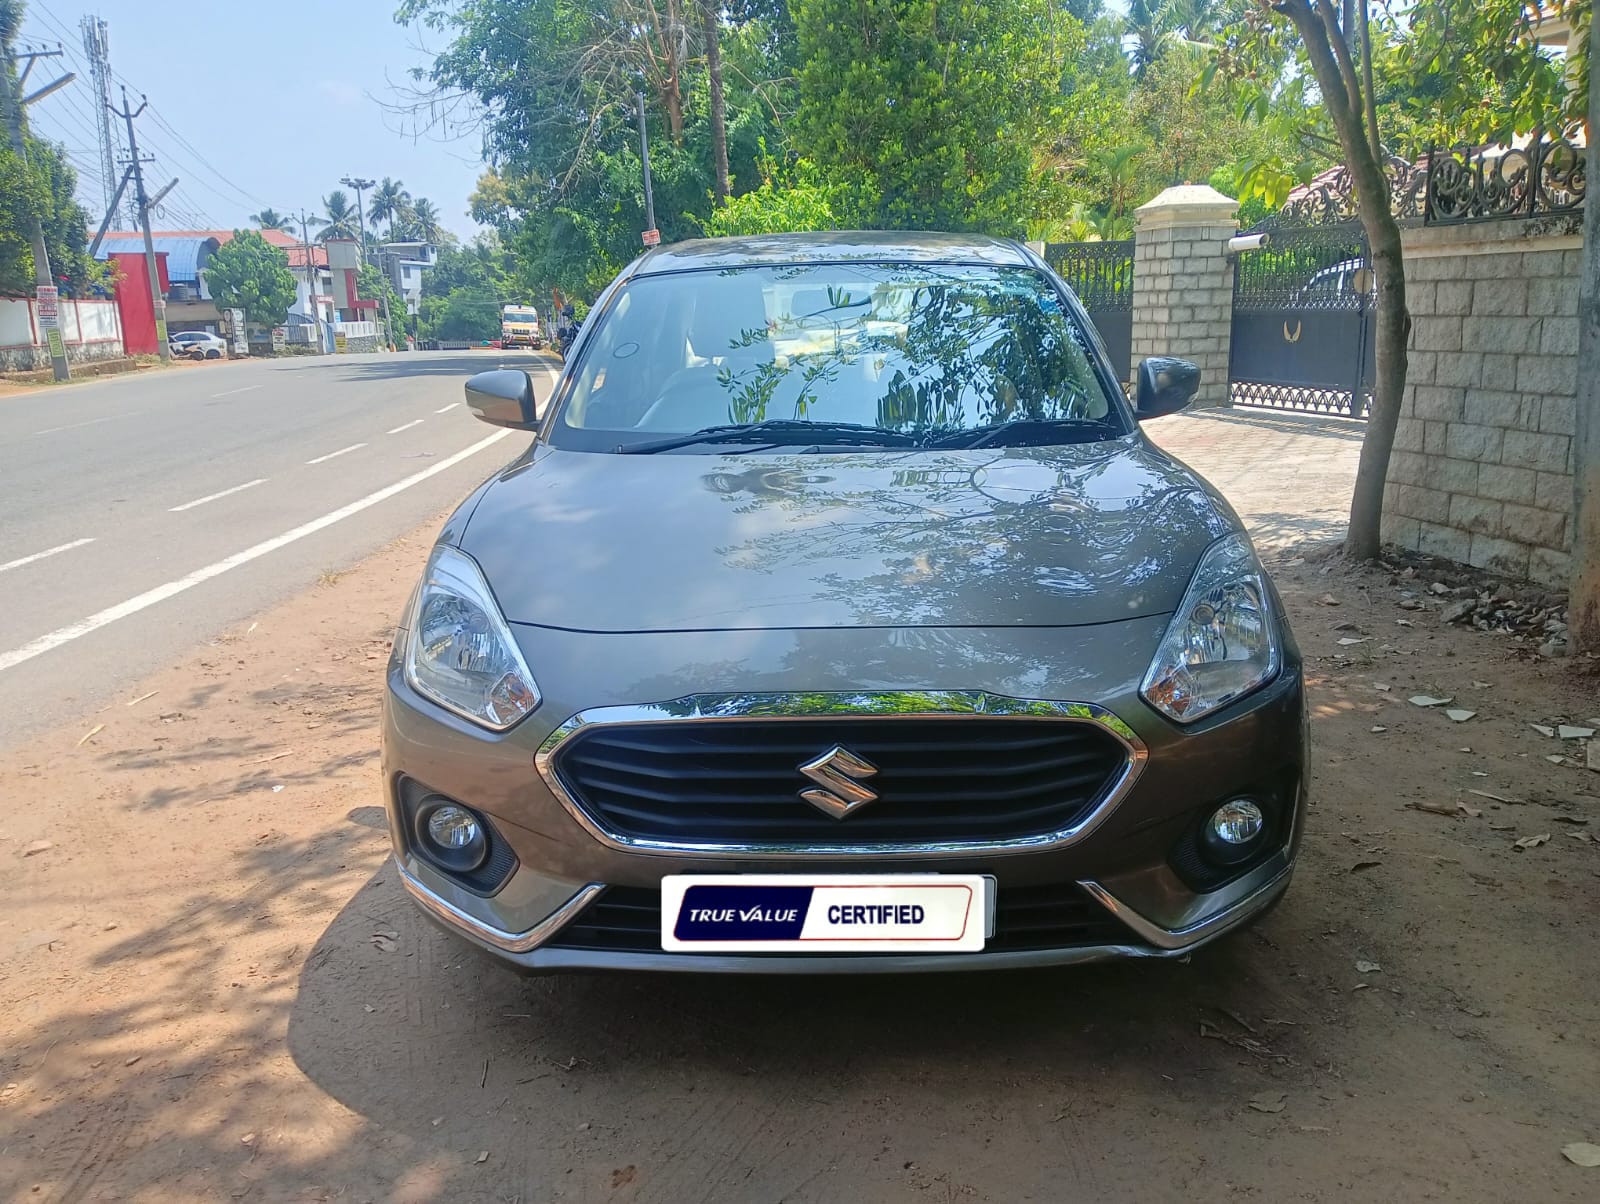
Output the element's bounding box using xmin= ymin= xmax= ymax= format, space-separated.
xmin=2 ymin=42 xmax=74 ymax=382
xmin=341 ymin=175 xmax=374 ymax=261
xmin=634 ymin=91 xmax=658 ymax=247
xmin=110 ymin=84 xmax=170 ymax=362
xmin=1571 ymin=43 xmax=1600 ymax=654
xmin=295 ymin=208 xmax=326 ymax=355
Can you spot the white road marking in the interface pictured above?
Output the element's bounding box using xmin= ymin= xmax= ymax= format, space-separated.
xmin=31 ymin=415 xmax=118 ymax=437
xmin=212 ymin=385 xmax=262 ymax=398
xmin=0 ymin=430 xmax=515 ymax=676
xmin=306 ymin=442 xmax=367 ymax=464
xmin=387 ymin=419 xmax=425 ymax=434
xmin=0 ymin=538 xmax=96 ymax=576
xmin=435 ymin=402 xmax=460 ymax=413
xmin=168 ymin=477 xmax=269 ymax=512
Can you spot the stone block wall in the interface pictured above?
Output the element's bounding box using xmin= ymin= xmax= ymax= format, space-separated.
xmin=1381 ymin=219 xmax=1580 ymax=586
xmin=1130 ymin=185 xmax=1237 ymax=407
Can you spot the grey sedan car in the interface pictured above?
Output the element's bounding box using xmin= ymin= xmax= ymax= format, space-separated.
xmin=382 ymin=232 xmax=1306 ymax=973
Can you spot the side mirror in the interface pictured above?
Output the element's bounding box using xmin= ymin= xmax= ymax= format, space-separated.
xmin=464 ymin=369 xmax=539 ymax=430
xmin=1134 ymin=357 xmax=1200 ymax=420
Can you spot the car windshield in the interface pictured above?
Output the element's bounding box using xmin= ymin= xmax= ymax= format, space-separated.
xmin=504 ymin=310 xmax=537 ymax=323
xmin=549 ymin=262 xmax=1125 ymax=452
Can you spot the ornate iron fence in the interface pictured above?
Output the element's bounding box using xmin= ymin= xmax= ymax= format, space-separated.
xmin=1044 ymin=238 xmax=1134 ymax=381
xmin=1424 ymin=138 xmax=1587 ymax=225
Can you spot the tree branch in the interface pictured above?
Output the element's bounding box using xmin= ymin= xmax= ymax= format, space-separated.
xmin=1315 ymin=0 xmax=1366 ymax=119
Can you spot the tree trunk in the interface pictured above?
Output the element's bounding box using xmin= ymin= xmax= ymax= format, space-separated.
xmin=664 ymin=0 xmax=685 ymax=141
xmin=703 ymin=0 xmax=729 ymax=202
xmin=1281 ymin=0 xmax=1410 ymax=560
xmin=1349 ymin=216 xmax=1408 ymax=560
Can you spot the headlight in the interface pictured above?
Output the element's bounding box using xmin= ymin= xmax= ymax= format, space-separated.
xmin=404 ymin=545 xmax=540 ymax=730
xmin=1140 ymin=533 xmax=1280 ymax=724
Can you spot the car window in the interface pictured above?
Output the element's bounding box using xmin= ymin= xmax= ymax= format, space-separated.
xmin=550 ymin=263 xmax=1121 ymax=451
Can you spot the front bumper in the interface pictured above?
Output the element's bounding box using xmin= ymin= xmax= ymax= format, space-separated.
xmin=397 ymin=852 xmax=1296 ymax=973
xmin=382 ymin=620 xmax=1307 ymax=973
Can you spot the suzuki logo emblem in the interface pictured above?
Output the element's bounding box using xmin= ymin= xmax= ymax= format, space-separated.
xmin=797 ymin=745 xmax=880 ymax=819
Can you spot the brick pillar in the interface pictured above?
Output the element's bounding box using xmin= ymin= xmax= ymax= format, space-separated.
xmin=1130 ymin=185 xmax=1238 ymax=407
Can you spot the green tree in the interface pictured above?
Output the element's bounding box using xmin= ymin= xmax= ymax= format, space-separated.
xmin=0 ymin=136 xmax=102 ymax=297
xmin=407 ymin=196 xmax=444 ymax=243
xmin=368 ymin=177 xmax=411 ymax=240
xmin=0 ymin=0 xmax=103 ymax=297
xmin=397 ymin=0 xmax=795 ymax=295
xmin=792 ymin=0 xmax=1074 ymax=234
xmin=316 ymin=190 xmax=359 ymax=240
xmin=429 ymin=287 xmax=503 ymax=341
xmin=249 ymin=208 xmax=290 ymax=230
xmin=423 ymin=237 xmax=510 ymax=299
xmin=204 ymin=230 xmax=298 ymax=326
xmin=700 ymin=152 xmax=841 ymax=235
xmin=1405 ymin=0 xmax=1589 ymax=146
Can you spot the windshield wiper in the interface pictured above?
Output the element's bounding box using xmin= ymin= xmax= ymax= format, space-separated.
xmin=927 ymin=417 xmax=1122 ymax=450
xmin=617 ymin=418 xmax=920 ymax=454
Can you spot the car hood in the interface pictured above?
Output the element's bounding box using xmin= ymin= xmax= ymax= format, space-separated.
xmin=461 ymin=439 xmax=1235 ymax=632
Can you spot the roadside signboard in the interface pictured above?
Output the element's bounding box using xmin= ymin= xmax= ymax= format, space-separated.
xmin=228 ymin=308 xmax=248 ymax=356
xmin=641 ymin=227 xmax=661 ymax=247
xmin=334 ymin=331 xmax=348 ymax=353
xmin=35 ymin=286 xmax=67 ymax=362
xmin=271 ymin=327 xmax=287 ymax=352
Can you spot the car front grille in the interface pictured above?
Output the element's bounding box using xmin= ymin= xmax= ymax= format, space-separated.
xmin=545 ymin=717 xmax=1129 ymax=849
xmin=545 ymin=882 xmax=1144 ymax=955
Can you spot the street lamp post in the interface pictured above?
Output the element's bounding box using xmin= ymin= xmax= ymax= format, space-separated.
xmin=340 ymin=175 xmax=375 ymax=260
xmin=634 ymin=92 xmax=657 ymax=246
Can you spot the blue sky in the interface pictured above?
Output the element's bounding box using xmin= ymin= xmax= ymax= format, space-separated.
xmin=17 ymin=0 xmax=486 ymax=240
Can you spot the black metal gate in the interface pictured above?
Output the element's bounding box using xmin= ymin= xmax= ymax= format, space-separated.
xmin=1229 ymin=222 xmax=1373 ymax=417
xmin=1046 ymin=239 xmax=1133 ymax=383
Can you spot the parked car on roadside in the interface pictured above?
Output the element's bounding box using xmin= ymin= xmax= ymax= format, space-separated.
xmin=169 ymin=330 xmax=227 ymax=360
xmin=382 ymin=231 xmax=1306 ymax=975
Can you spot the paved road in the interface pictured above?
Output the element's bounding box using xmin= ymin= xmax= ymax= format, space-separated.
xmin=0 ymin=350 xmax=555 ymax=746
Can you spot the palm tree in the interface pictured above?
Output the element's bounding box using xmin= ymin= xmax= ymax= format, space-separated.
xmin=249 ymin=208 xmax=290 ymax=230
xmin=368 ymin=177 xmax=411 ymax=241
xmin=407 ymin=197 xmax=444 ymax=244
xmin=1125 ymin=0 xmax=1226 ymax=78
xmin=316 ymin=190 xmax=358 ymax=241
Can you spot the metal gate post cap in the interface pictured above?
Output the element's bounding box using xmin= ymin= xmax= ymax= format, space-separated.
xmin=1135 ymin=186 xmax=1239 ymax=233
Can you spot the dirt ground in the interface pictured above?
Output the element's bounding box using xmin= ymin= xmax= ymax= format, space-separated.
xmin=4 ymin=496 xmax=1600 ymax=1200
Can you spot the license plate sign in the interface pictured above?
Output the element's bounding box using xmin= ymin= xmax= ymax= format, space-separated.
xmin=660 ymin=874 xmax=988 ymax=953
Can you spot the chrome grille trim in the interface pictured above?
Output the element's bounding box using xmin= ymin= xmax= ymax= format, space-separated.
xmin=533 ymin=691 xmax=1147 ymax=858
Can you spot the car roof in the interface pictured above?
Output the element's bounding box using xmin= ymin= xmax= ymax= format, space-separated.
xmin=630 ymin=230 xmax=1033 ymax=276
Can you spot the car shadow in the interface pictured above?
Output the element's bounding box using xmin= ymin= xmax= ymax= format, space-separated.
xmin=279 ymin=857 xmax=1331 ymax=1200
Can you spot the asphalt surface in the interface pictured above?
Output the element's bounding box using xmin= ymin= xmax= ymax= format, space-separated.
xmin=0 ymin=350 xmax=555 ymax=747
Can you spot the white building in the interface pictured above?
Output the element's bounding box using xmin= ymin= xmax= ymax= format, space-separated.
xmin=378 ymin=241 xmax=439 ymax=316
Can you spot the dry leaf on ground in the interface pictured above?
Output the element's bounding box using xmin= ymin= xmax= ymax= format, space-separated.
xmin=1247 ymin=1092 xmax=1287 ymax=1114
xmin=1561 ymin=1142 xmax=1600 ymax=1167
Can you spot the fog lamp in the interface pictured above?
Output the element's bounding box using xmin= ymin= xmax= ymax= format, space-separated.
xmin=418 ymin=802 xmax=488 ymax=872
xmin=1201 ymin=798 xmax=1266 ymax=865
